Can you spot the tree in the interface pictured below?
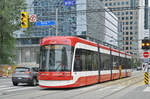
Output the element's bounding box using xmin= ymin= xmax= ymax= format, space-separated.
xmin=0 ymin=0 xmax=26 ymax=64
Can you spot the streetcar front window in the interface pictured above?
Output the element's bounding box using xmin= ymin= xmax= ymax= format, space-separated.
xmin=39 ymin=45 xmax=73 ymax=72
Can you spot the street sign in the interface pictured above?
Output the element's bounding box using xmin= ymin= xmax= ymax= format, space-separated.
xmin=64 ymin=0 xmax=76 ymax=6
xmin=30 ymin=14 xmax=37 ymax=22
xmin=143 ymin=52 xmax=149 ymax=58
xmin=35 ymin=20 xmax=55 ymax=26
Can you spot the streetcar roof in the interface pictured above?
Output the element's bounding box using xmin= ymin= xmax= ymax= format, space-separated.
xmin=41 ymin=36 xmax=131 ymax=57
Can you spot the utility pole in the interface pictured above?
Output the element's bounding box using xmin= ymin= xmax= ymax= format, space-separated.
xmin=56 ymin=8 xmax=58 ymax=36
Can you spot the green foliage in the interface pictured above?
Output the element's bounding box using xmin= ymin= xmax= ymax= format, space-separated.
xmin=0 ymin=0 xmax=26 ymax=64
xmin=130 ymin=58 xmax=142 ymax=68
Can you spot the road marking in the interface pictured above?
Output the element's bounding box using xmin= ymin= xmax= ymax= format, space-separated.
xmin=6 ymin=87 xmax=37 ymax=92
xmin=0 ymin=85 xmax=8 ymax=88
xmin=0 ymin=82 xmax=12 ymax=85
xmin=97 ymin=86 xmax=113 ymax=91
xmin=113 ymin=86 xmax=125 ymax=91
xmin=143 ymin=87 xmax=150 ymax=92
xmin=0 ymin=86 xmax=19 ymax=91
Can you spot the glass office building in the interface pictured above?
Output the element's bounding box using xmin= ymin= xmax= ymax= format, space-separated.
xmin=101 ymin=0 xmax=140 ymax=55
xmin=16 ymin=0 xmax=119 ymax=65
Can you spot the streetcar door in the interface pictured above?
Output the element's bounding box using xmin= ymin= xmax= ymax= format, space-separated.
xmin=73 ymin=48 xmax=86 ymax=86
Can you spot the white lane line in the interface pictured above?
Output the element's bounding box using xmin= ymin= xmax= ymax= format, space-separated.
xmin=0 ymin=85 xmax=8 ymax=88
xmin=0 ymin=86 xmax=18 ymax=91
xmin=113 ymin=86 xmax=125 ymax=91
xmin=0 ymin=82 xmax=12 ymax=85
xmin=6 ymin=87 xmax=37 ymax=92
xmin=97 ymin=86 xmax=113 ymax=91
xmin=143 ymin=87 xmax=150 ymax=92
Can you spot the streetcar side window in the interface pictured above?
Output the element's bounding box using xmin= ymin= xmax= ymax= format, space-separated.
xmin=74 ymin=49 xmax=82 ymax=71
xmin=74 ymin=49 xmax=99 ymax=71
xmin=101 ymin=53 xmax=111 ymax=70
xmin=112 ymin=56 xmax=119 ymax=70
xmin=86 ymin=51 xmax=92 ymax=71
xmin=92 ymin=52 xmax=98 ymax=70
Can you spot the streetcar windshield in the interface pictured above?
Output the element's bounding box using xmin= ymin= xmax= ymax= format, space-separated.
xmin=39 ymin=45 xmax=73 ymax=72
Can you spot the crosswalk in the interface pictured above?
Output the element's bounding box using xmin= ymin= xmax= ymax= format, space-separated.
xmin=0 ymin=84 xmax=38 ymax=94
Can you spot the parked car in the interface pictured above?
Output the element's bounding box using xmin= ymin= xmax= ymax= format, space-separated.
xmin=12 ymin=67 xmax=39 ymax=86
xmin=137 ymin=66 xmax=142 ymax=71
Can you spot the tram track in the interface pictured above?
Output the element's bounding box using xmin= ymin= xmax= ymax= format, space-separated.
xmin=99 ymin=75 xmax=144 ymax=99
xmin=64 ymin=72 xmax=144 ymax=99
xmin=0 ymin=72 xmax=144 ymax=99
xmin=29 ymin=72 xmax=144 ymax=99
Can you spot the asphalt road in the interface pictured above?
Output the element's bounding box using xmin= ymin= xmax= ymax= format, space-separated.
xmin=0 ymin=70 xmax=148 ymax=99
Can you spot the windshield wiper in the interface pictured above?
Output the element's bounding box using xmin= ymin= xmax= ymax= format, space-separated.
xmin=56 ymin=64 xmax=65 ymax=71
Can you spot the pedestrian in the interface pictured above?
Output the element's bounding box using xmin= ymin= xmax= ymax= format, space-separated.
xmin=6 ymin=70 xmax=9 ymax=77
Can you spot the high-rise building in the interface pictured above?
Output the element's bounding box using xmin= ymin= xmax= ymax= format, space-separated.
xmin=148 ymin=8 xmax=150 ymax=32
xmin=15 ymin=0 xmax=119 ymax=65
xmin=144 ymin=0 xmax=148 ymax=29
xmin=101 ymin=0 xmax=145 ymax=56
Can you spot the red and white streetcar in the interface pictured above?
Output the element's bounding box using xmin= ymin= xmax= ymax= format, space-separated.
xmin=39 ymin=36 xmax=132 ymax=88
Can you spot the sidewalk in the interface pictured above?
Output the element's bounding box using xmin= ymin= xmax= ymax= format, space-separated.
xmin=0 ymin=74 xmax=12 ymax=79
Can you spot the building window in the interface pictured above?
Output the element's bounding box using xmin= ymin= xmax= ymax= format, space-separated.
xmin=105 ymin=3 xmax=108 ymax=6
xmin=130 ymin=21 xmax=133 ymax=24
xmin=130 ymin=11 xmax=133 ymax=15
xmin=118 ymin=2 xmax=120 ymax=5
xmin=122 ymin=1 xmax=124 ymax=5
xmin=122 ymin=17 xmax=124 ymax=20
xmin=126 ymin=32 xmax=128 ymax=35
xmin=130 ymin=37 xmax=133 ymax=40
xmin=135 ymin=26 xmax=137 ymax=30
xmin=130 ymin=26 xmax=132 ymax=30
xmin=126 ymin=37 xmax=128 ymax=40
xmin=122 ymin=12 xmax=124 ymax=15
xmin=118 ymin=12 xmax=120 ymax=15
xmin=109 ymin=3 xmax=112 ymax=6
xmin=126 ymin=22 xmax=128 ymax=25
xmin=126 ymin=42 xmax=128 ymax=45
xmin=126 ymin=11 xmax=128 ymax=15
xmin=126 ymin=47 xmax=128 ymax=50
xmin=126 ymin=1 xmax=129 ymax=5
xmin=126 ymin=17 xmax=128 ymax=20
xmin=130 ymin=16 xmax=133 ymax=19
xmin=134 ymin=21 xmax=137 ymax=24
xmin=126 ymin=27 xmax=128 ymax=30
xmin=113 ymin=2 xmax=116 ymax=6
xmin=130 ymin=32 xmax=133 ymax=35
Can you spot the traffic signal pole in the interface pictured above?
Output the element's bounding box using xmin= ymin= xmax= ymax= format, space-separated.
xmin=142 ymin=39 xmax=150 ymax=50
xmin=21 ymin=12 xmax=28 ymax=28
xmin=141 ymin=38 xmax=150 ymax=85
xmin=56 ymin=8 xmax=58 ymax=36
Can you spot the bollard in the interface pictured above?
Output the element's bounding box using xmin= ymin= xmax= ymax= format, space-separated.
xmin=144 ymin=72 xmax=149 ymax=85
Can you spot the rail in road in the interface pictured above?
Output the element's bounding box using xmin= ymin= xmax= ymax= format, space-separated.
xmin=0 ymin=71 xmax=145 ymax=99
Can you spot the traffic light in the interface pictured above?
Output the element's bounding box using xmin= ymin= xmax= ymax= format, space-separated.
xmin=142 ymin=39 xmax=150 ymax=50
xmin=21 ymin=12 xmax=28 ymax=28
